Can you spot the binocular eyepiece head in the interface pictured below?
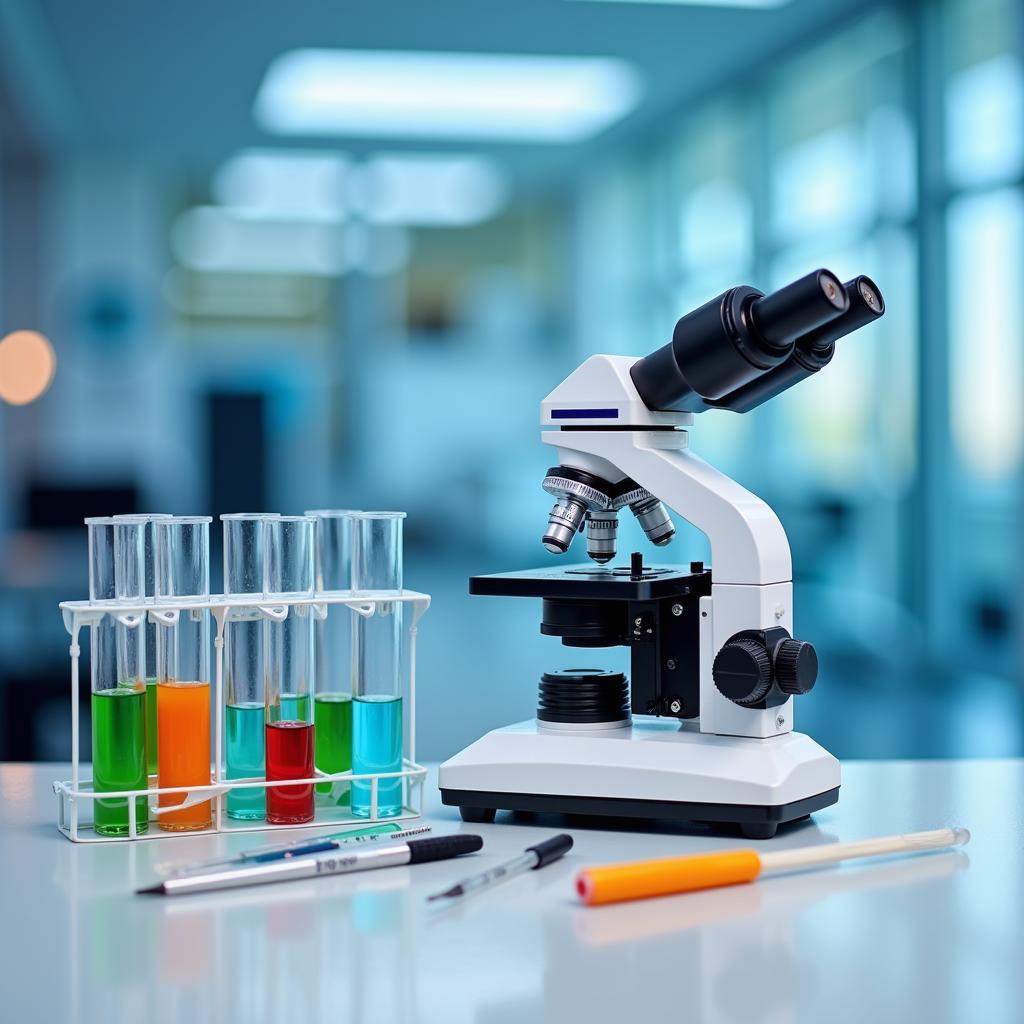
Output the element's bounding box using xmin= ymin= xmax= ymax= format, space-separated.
xmin=629 ymin=268 xmax=884 ymax=414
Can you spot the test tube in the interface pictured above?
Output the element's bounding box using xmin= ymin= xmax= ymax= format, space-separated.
xmin=114 ymin=513 xmax=171 ymax=776
xmin=351 ymin=512 xmax=406 ymax=819
xmin=306 ymin=510 xmax=360 ymax=802
xmin=222 ymin=514 xmax=272 ymax=821
xmin=86 ymin=517 xmax=148 ymax=836
xmin=265 ymin=515 xmax=316 ymax=824
xmin=155 ymin=516 xmax=213 ymax=832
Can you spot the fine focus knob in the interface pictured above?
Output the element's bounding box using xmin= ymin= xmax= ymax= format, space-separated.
xmin=713 ymin=639 xmax=772 ymax=707
xmin=774 ymin=639 xmax=818 ymax=695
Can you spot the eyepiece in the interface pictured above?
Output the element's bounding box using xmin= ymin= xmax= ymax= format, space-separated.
xmin=858 ymin=276 xmax=884 ymax=315
xmin=712 ymin=274 xmax=886 ymax=413
xmin=749 ymin=269 xmax=848 ymax=352
xmin=629 ymin=268 xmax=849 ymax=413
xmin=798 ymin=274 xmax=885 ymax=360
xmin=796 ymin=274 xmax=885 ymax=358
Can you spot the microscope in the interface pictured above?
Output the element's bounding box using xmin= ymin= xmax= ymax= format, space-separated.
xmin=439 ymin=269 xmax=885 ymax=838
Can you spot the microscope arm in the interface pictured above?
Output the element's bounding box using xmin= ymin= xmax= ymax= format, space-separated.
xmin=543 ymin=425 xmax=797 ymax=738
xmin=541 ymin=429 xmax=792 ymax=586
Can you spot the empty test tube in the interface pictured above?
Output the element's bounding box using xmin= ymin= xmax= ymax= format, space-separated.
xmin=306 ymin=510 xmax=360 ymax=802
xmin=265 ymin=515 xmax=316 ymax=824
xmin=86 ymin=517 xmax=148 ymax=836
xmin=155 ymin=516 xmax=213 ymax=832
xmin=351 ymin=512 xmax=406 ymax=820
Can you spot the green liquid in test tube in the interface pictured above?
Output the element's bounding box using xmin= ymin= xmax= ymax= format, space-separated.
xmin=307 ymin=510 xmax=360 ymax=803
xmin=315 ymin=693 xmax=353 ymax=798
xmin=144 ymin=679 xmax=158 ymax=776
xmin=92 ymin=687 xmax=148 ymax=833
xmin=87 ymin=517 xmax=148 ymax=836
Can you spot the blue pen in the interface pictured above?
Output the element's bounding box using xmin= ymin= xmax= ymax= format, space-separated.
xmin=160 ymin=824 xmax=432 ymax=876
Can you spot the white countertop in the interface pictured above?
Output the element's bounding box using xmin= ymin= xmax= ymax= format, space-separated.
xmin=2 ymin=759 xmax=1022 ymax=1023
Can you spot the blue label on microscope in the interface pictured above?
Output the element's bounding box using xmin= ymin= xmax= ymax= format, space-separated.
xmin=550 ymin=408 xmax=619 ymax=419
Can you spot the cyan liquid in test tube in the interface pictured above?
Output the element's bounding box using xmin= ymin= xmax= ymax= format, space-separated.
xmin=351 ymin=512 xmax=406 ymax=819
xmin=222 ymin=514 xmax=271 ymax=820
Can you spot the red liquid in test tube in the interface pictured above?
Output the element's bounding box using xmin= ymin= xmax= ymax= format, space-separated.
xmin=266 ymin=721 xmax=314 ymax=823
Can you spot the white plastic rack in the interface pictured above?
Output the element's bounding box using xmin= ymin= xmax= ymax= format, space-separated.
xmin=54 ymin=589 xmax=430 ymax=843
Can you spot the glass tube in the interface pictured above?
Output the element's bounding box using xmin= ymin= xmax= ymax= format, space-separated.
xmin=306 ymin=510 xmax=360 ymax=802
xmin=86 ymin=517 xmax=148 ymax=836
xmin=222 ymin=514 xmax=271 ymax=821
xmin=155 ymin=516 xmax=212 ymax=832
xmin=265 ymin=515 xmax=315 ymax=824
xmin=114 ymin=513 xmax=171 ymax=776
xmin=351 ymin=512 xmax=406 ymax=819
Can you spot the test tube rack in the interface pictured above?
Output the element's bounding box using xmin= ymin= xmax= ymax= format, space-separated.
xmin=53 ymin=589 xmax=430 ymax=843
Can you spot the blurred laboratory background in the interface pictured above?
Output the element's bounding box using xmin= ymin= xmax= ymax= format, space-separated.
xmin=0 ymin=0 xmax=1019 ymax=763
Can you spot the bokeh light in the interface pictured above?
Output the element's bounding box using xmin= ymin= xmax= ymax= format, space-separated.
xmin=0 ymin=331 xmax=57 ymax=405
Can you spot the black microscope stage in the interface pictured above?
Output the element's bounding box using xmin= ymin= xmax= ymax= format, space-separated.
xmin=469 ymin=560 xmax=711 ymax=602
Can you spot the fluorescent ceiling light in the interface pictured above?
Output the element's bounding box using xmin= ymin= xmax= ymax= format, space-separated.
xmin=354 ymin=154 xmax=508 ymax=226
xmin=171 ymin=206 xmax=346 ymax=275
xmin=171 ymin=207 xmax=410 ymax=277
xmin=254 ymin=49 xmax=641 ymax=142
xmin=569 ymin=0 xmax=787 ymax=7
xmin=212 ymin=149 xmax=350 ymax=222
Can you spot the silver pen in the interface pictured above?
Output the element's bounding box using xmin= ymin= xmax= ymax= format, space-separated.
xmin=428 ymin=834 xmax=573 ymax=902
xmin=139 ymin=834 xmax=482 ymax=896
xmin=160 ymin=824 xmax=432 ymax=876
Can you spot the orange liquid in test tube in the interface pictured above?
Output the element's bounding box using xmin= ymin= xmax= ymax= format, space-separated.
xmin=157 ymin=680 xmax=212 ymax=831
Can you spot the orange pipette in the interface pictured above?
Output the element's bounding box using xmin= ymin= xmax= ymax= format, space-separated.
xmin=575 ymin=827 xmax=970 ymax=906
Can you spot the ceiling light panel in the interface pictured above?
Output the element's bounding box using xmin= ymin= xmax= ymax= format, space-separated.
xmin=570 ymin=0 xmax=787 ymax=7
xmin=171 ymin=206 xmax=346 ymax=275
xmin=254 ymin=49 xmax=642 ymax=142
xmin=212 ymin=149 xmax=350 ymax=222
xmin=355 ymin=154 xmax=508 ymax=226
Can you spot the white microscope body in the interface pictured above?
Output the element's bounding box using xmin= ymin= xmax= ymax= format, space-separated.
xmin=440 ymin=271 xmax=885 ymax=837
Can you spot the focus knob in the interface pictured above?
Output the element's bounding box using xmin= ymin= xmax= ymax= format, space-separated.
xmin=774 ymin=639 xmax=818 ymax=695
xmin=713 ymin=639 xmax=772 ymax=707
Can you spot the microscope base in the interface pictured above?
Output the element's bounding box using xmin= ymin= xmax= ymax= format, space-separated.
xmin=438 ymin=718 xmax=841 ymax=839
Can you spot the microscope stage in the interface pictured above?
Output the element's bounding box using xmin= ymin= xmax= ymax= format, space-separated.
xmin=438 ymin=718 xmax=840 ymax=839
xmin=469 ymin=563 xmax=709 ymax=601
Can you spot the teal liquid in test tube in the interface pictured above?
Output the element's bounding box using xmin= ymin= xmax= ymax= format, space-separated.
xmin=351 ymin=512 xmax=406 ymax=819
xmin=222 ymin=514 xmax=272 ymax=820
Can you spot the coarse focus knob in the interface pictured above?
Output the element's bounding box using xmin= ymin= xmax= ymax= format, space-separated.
xmin=773 ymin=639 xmax=818 ymax=695
xmin=713 ymin=639 xmax=772 ymax=707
